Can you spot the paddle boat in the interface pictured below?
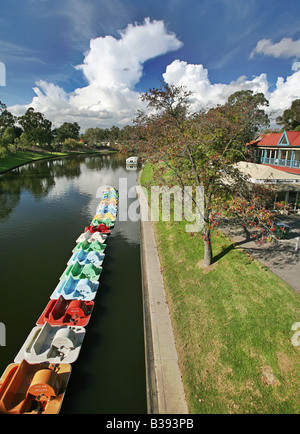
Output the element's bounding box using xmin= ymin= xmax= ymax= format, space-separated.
xmin=73 ymin=239 xmax=107 ymax=253
xmin=0 ymin=359 xmax=71 ymax=414
xmin=103 ymin=196 xmax=118 ymax=204
xmin=76 ymin=230 xmax=107 ymax=244
xmin=97 ymin=202 xmax=117 ymax=213
xmin=84 ymin=223 xmax=111 ymax=235
xmin=14 ymin=322 xmax=86 ymax=364
xmin=37 ymin=296 xmax=94 ymax=327
xmin=103 ymin=186 xmax=118 ymax=195
xmin=50 ymin=276 xmax=99 ymax=301
xmin=60 ymin=261 xmax=102 ymax=282
xmin=67 ymin=250 xmax=105 ymax=268
xmin=91 ymin=215 xmax=115 ymax=227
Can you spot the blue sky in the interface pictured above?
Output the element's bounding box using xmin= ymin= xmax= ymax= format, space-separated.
xmin=1 ymin=0 xmax=300 ymax=130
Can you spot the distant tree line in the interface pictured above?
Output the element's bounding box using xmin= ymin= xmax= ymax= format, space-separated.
xmin=0 ymin=101 xmax=137 ymax=159
xmin=1 ymin=96 xmax=300 ymax=160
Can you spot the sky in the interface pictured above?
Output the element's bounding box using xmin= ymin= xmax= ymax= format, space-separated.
xmin=1 ymin=0 xmax=300 ymax=131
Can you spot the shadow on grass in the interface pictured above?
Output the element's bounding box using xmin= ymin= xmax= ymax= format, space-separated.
xmin=212 ymin=226 xmax=252 ymax=264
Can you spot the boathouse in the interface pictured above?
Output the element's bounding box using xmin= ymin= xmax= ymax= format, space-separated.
xmin=247 ymin=130 xmax=300 ymax=173
xmin=245 ymin=131 xmax=300 ymax=206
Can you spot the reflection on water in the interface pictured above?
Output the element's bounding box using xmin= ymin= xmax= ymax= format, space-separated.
xmin=0 ymin=153 xmax=146 ymax=414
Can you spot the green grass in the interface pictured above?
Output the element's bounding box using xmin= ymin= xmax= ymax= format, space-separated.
xmin=0 ymin=148 xmax=117 ymax=173
xmin=0 ymin=150 xmax=69 ymax=173
xmin=141 ymin=163 xmax=300 ymax=414
xmin=139 ymin=163 xmax=154 ymax=185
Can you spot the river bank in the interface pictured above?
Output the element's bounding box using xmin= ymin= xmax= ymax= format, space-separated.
xmin=139 ymin=163 xmax=300 ymax=414
xmin=137 ymin=178 xmax=189 ymax=414
xmin=0 ymin=148 xmax=117 ymax=174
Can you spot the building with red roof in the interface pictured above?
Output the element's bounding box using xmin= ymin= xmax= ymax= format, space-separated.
xmin=245 ymin=131 xmax=300 ymax=206
xmin=246 ymin=130 xmax=300 ymax=175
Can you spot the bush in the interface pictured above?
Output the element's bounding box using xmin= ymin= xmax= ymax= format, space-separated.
xmin=0 ymin=146 xmax=7 ymax=159
xmin=63 ymin=138 xmax=85 ymax=151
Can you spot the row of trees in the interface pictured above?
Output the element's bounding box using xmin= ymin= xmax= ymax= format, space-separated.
xmin=0 ymin=102 xmax=84 ymax=156
xmin=0 ymin=102 xmax=134 ymax=158
xmin=134 ymin=84 xmax=279 ymax=266
xmin=81 ymin=125 xmax=135 ymax=146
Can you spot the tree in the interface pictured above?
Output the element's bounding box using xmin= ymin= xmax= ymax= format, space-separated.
xmin=135 ymin=83 xmax=272 ymax=267
xmin=226 ymin=90 xmax=270 ymax=142
xmin=0 ymin=126 xmax=17 ymax=147
xmin=52 ymin=122 xmax=80 ymax=144
xmin=276 ymin=99 xmax=300 ymax=130
xmin=0 ymin=101 xmax=16 ymax=136
xmin=63 ymin=138 xmax=85 ymax=151
xmin=18 ymin=107 xmax=52 ymax=146
xmin=0 ymin=126 xmax=17 ymax=158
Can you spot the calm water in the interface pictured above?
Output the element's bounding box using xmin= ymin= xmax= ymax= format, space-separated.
xmin=0 ymin=154 xmax=147 ymax=414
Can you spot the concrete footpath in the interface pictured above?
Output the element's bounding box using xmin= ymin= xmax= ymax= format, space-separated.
xmin=222 ymin=214 xmax=300 ymax=294
xmin=136 ymin=184 xmax=189 ymax=414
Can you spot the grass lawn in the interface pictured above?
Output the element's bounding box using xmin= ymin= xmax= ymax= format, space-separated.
xmin=0 ymin=150 xmax=69 ymax=173
xmin=141 ymin=163 xmax=300 ymax=414
xmin=0 ymin=148 xmax=117 ymax=173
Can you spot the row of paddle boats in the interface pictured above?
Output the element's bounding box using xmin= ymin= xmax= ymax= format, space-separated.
xmin=0 ymin=187 xmax=118 ymax=414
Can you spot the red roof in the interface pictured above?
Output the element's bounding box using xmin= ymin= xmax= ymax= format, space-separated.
xmin=287 ymin=131 xmax=300 ymax=146
xmin=247 ymin=131 xmax=300 ymax=147
xmin=265 ymin=164 xmax=300 ymax=175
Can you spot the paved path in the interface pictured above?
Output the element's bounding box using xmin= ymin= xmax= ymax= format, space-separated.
xmin=136 ymin=184 xmax=189 ymax=414
xmin=222 ymin=214 xmax=300 ymax=294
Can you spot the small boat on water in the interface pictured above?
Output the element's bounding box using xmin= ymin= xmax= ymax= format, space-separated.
xmin=0 ymin=359 xmax=71 ymax=414
xmin=37 ymin=296 xmax=94 ymax=327
xmin=76 ymin=230 xmax=107 ymax=244
xmin=97 ymin=202 xmax=117 ymax=213
xmin=91 ymin=215 xmax=115 ymax=227
xmin=60 ymin=261 xmax=102 ymax=281
xmin=103 ymin=187 xmax=119 ymax=197
xmin=126 ymin=156 xmax=138 ymax=165
xmin=51 ymin=276 xmax=99 ymax=301
xmin=14 ymin=322 xmax=86 ymax=364
xmin=67 ymin=250 xmax=105 ymax=268
xmin=73 ymin=239 xmax=107 ymax=253
xmin=84 ymin=224 xmax=111 ymax=234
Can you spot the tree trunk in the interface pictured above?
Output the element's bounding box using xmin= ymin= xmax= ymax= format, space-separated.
xmin=203 ymin=227 xmax=213 ymax=267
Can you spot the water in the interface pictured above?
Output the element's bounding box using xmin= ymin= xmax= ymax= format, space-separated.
xmin=0 ymin=154 xmax=147 ymax=414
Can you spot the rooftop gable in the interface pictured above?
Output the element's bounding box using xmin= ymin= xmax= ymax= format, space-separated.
xmin=247 ymin=131 xmax=300 ymax=147
xmin=278 ymin=130 xmax=290 ymax=146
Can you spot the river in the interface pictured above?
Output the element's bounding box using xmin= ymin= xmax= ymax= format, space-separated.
xmin=0 ymin=153 xmax=147 ymax=414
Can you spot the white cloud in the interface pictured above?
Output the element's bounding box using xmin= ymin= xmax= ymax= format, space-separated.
xmin=162 ymin=59 xmax=300 ymax=126
xmin=8 ymin=20 xmax=300 ymax=132
xmin=76 ymin=17 xmax=182 ymax=89
xmin=163 ymin=59 xmax=269 ymax=111
xmin=267 ymin=70 xmax=300 ymax=112
xmin=10 ymin=18 xmax=182 ymax=130
xmin=250 ymin=37 xmax=300 ymax=59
